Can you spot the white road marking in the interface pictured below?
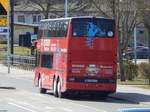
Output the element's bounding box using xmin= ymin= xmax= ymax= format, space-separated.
xmin=7 ymin=92 xmax=107 ymax=112
xmin=10 ymin=76 xmax=33 ymax=82
xmin=60 ymin=107 xmax=73 ymax=112
xmin=8 ymin=98 xmax=42 ymax=111
xmin=8 ymin=102 xmax=38 ymax=112
xmin=45 ymin=106 xmax=73 ymax=112
xmin=8 ymin=98 xmax=29 ymax=105
xmin=45 ymin=106 xmax=55 ymax=110
xmin=67 ymin=101 xmax=108 ymax=112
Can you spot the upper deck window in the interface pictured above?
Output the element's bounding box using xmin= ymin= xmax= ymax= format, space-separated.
xmin=39 ymin=20 xmax=69 ymax=38
xmin=72 ymin=18 xmax=115 ymax=38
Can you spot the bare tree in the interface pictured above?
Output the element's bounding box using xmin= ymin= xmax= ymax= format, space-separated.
xmin=67 ymin=0 xmax=89 ymax=16
xmin=24 ymin=0 xmax=59 ymax=19
xmin=15 ymin=0 xmax=89 ymax=19
xmin=89 ymin=0 xmax=137 ymax=50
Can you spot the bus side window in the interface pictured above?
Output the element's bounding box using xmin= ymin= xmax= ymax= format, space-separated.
xmin=35 ymin=51 xmax=40 ymax=67
xmin=41 ymin=54 xmax=53 ymax=69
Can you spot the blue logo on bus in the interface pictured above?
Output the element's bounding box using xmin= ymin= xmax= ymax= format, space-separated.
xmin=86 ymin=22 xmax=105 ymax=48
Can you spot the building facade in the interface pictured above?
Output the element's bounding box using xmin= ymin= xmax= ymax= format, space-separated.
xmin=13 ymin=2 xmax=148 ymax=46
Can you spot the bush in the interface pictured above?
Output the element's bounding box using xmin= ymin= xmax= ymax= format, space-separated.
xmin=124 ymin=60 xmax=138 ymax=81
xmin=139 ymin=63 xmax=150 ymax=85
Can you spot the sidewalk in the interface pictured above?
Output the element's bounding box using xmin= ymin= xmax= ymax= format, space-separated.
xmin=0 ymin=64 xmax=34 ymax=76
xmin=111 ymin=85 xmax=150 ymax=106
xmin=0 ymin=64 xmax=34 ymax=89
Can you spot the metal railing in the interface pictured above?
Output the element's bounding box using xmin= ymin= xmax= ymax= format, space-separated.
xmin=1 ymin=55 xmax=36 ymax=70
xmin=10 ymin=55 xmax=35 ymax=66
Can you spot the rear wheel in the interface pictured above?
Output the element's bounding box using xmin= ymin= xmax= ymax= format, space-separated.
xmin=57 ymin=78 xmax=66 ymax=98
xmin=38 ymin=77 xmax=47 ymax=94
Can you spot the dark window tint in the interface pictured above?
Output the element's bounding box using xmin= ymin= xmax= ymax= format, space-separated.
xmin=33 ymin=15 xmax=37 ymax=23
xmin=38 ymin=15 xmax=41 ymax=22
xmin=35 ymin=51 xmax=40 ymax=67
xmin=72 ymin=18 xmax=115 ymax=38
xmin=41 ymin=54 xmax=53 ymax=68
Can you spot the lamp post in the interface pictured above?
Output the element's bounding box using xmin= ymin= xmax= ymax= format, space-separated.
xmin=133 ymin=10 xmax=137 ymax=65
xmin=65 ymin=0 xmax=68 ymax=18
xmin=10 ymin=0 xmax=14 ymax=59
xmin=134 ymin=26 xmax=137 ymax=64
xmin=7 ymin=0 xmax=10 ymax=73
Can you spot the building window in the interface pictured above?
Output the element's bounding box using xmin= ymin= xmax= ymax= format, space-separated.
xmin=33 ymin=15 xmax=37 ymax=23
xmin=49 ymin=15 xmax=56 ymax=18
xmin=38 ymin=15 xmax=41 ymax=22
xmin=18 ymin=15 xmax=25 ymax=23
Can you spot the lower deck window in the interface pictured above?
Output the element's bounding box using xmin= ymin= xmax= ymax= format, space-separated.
xmin=41 ymin=54 xmax=53 ymax=68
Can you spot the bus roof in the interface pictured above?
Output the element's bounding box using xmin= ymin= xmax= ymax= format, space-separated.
xmin=40 ymin=16 xmax=114 ymax=22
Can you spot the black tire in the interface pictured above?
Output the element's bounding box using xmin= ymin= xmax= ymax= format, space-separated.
xmin=57 ymin=79 xmax=65 ymax=98
xmin=53 ymin=78 xmax=58 ymax=97
xmin=38 ymin=77 xmax=47 ymax=94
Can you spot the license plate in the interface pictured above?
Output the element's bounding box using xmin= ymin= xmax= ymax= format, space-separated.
xmin=84 ymin=79 xmax=98 ymax=83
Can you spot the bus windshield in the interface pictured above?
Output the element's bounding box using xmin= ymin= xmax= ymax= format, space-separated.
xmin=72 ymin=18 xmax=115 ymax=38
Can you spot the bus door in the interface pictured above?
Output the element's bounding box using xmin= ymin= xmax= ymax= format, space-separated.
xmin=40 ymin=53 xmax=54 ymax=88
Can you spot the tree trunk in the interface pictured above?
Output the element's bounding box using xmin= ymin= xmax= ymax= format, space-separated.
xmin=45 ymin=11 xmax=49 ymax=19
xmin=44 ymin=2 xmax=51 ymax=19
xmin=119 ymin=47 xmax=126 ymax=81
xmin=118 ymin=29 xmax=126 ymax=81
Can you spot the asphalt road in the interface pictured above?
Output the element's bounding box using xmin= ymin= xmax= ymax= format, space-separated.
xmin=0 ymin=70 xmax=150 ymax=112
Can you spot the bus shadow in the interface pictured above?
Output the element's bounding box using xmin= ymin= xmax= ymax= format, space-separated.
xmin=65 ymin=92 xmax=150 ymax=104
xmin=110 ymin=92 xmax=150 ymax=104
xmin=46 ymin=91 xmax=150 ymax=104
xmin=46 ymin=92 xmax=133 ymax=104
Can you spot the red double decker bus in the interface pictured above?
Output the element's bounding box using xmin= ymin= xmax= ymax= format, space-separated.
xmin=34 ymin=16 xmax=118 ymax=98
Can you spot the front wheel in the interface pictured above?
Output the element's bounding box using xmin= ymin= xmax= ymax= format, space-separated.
xmin=53 ymin=78 xmax=58 ymax=97
xmin=38 ymin=77 xmax=47 ymax=94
